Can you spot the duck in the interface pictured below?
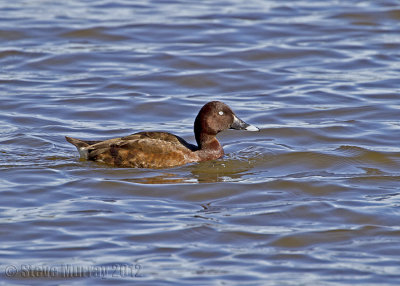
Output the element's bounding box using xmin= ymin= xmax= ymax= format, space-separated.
xmin=66 ymin=101 xmax=259 ymax=168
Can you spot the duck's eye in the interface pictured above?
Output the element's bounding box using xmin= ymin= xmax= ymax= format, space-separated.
xmin=218 ymin=111 xmax=224 ymax=116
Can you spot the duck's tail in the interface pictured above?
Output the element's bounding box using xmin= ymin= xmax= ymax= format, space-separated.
xmin=65 ymin=136 xmax=92 ymax=159
xmin=65 ymin=136 xmax=90 ymax=148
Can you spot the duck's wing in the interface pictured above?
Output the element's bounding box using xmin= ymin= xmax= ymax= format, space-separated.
xmin=87 ymin=132 xmax=197 ymax=168
xmin=121 ymin=132 xmax=197 ymax=150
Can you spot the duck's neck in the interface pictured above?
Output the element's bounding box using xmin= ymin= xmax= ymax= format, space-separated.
xmin=195 ymin=134 xmax=224 ymax=161
xmin=194 ymin=114 xmax=224 ymax=160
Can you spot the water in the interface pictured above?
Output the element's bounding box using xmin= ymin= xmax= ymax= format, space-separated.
xmin=1 ymin=0 xmax=400 ymax=284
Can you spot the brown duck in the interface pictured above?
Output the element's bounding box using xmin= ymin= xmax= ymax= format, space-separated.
xmin=66 ymin=101 xmax=259 ymax=168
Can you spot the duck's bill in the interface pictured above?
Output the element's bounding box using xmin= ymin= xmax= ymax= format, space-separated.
xmin=230 ymin=115 xmax=260 ymax=132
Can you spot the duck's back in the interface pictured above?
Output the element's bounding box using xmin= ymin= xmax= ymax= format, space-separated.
xmin=82 ymin=132 xmax=198 ymax=168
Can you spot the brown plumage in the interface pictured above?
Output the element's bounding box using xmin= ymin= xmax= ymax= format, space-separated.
xmin=66 ymin=101 xmax=259 ymax=168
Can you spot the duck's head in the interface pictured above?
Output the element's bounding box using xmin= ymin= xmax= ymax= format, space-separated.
xmin=194 ymin=101 xmax=259 ymax=148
